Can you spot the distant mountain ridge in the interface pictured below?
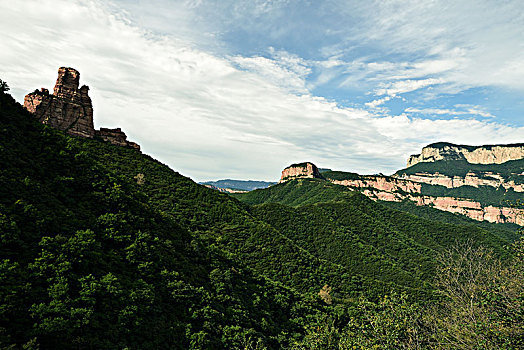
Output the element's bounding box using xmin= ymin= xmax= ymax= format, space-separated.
xmin=200 ymin=179 xmax=275 ymax=192
xmin=274 ymin=151 xmax=524 ymax=225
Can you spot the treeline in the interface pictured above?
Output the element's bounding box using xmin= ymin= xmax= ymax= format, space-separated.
xmin=396 ymin=158 xmax=524 ymax=184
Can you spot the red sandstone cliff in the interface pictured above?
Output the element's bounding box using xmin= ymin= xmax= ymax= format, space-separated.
xmin=279 ymin=160 xmax=523 ymax=226
xmin=395 ymin=172 xmax=524 ymax=192
xmin=330 ymin=175 xmax=524 ymax=225
xmin=407 ymin=142 xmax=524 ymax=167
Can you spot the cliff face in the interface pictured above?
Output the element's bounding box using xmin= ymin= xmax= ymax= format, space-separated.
xmin=203 ymin=184 xmax=248 ymax=194
xmin=407 ymin=142 xmax=524 ymax=167
xmin=279 ymin=162 xmax=323 ymax=183
xmin=396 ymin=172 xmax=524 ymax=192
xmin=24 ymin=67 xmax=139 ymax=150
xmin=24 ymin=67 xmax=95 ymax=138
xmin=276 ymin=157 xmax=523 ymax=226
xmin=331 ymin=176 xmax=421 ymax=194
xmin=329 ymin=174 xmax=524 ymax=225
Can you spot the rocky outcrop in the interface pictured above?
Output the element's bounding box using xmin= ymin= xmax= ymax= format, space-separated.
xmin=280 ymin=162 xmax=323 ymax=183
xmin=96 ymin=128 xmax=140 ymax=150
xmin=396 ymin=172 xmax=524 ymax=192
xmin=328 ymin=174 xmax=524 ymax=225
xmin=407 ymin=142 xmax=524 ymax=167
xmin=408 ymin=196 xmax=524 ymax=226
xmin=24 ymin=67 xmax=139 ymax=150
xmin=24 ymin=67 xmax=95 ymax=138
xmin=282 ymin=142 xmax=524 ymax=225
xmin=331 ymin=176 xmax=421 ymax=194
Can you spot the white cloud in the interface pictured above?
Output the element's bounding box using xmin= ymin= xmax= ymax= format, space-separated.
xmin=230 ymin=48 xmax=311 ymax=93
xmin=1 ymin=0 xmax=523 ymax=181
xmin=375 ymin=78 xmax=443 ymax=97
xmin=329 ymin=1 xmax=524 ymax=93
xmin=365 ymin=96 xmax=391 ymax=108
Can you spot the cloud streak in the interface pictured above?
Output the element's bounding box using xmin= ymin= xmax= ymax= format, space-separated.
xmin=1 ymin=0 xmax=523 ymax=181
xmin=405 ymin=106 xmax=494 ymax=118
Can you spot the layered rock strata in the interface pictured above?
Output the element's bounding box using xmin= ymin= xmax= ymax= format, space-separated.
xmin=396 ymin=172 xmax=524 ymax=192
xmin=407 ymin=142 xmax=524 ymax=167
xmin=24 ymin=67 xmax=139 ymax=150
xmin=331 ymin=174 xmax=524 ymax=226
xmin=279 ymin=159 xmax=523 ymax=225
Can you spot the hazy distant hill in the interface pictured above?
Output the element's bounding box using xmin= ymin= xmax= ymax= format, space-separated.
xmin=200 ymin=179 xmax=275 ymax=191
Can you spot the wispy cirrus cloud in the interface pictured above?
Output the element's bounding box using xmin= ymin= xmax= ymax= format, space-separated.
xmin=406 ymin=105 xmax=494 ymax=118
xmin=375 ymin=78 xmax=444 ymax=97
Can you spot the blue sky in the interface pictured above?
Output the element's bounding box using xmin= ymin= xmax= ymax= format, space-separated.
xmin=1 ymin=0 xmax=524 ymax=181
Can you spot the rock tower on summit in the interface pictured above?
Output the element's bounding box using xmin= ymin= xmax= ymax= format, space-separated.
xmin=25 ymin=67 xmax=95 ymax=138
xmin=24 ymin=67 xmax=139 ymax=150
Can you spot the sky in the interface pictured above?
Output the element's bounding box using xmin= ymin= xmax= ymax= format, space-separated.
xmin=1 ymin=0 xmax=524 ymax=181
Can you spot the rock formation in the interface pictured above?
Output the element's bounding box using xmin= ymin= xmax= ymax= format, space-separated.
xmin=279 ymin=161 xmax=523 ymax=226
xmin=396 ymin=172 xmax=524 ymax=192
xmin=24 ymin=67 xmax=95 ymax=138
xmin=202 ymin=184 xmax=248 ymax=194
xmin=96 ymin=128 xmax=140 ymax=150
xmin=24 ymin=67 xmax=139 ymax=150
xmin=327 ymin=172 xmax=524 ymax=225
xmin=279 ymin=162 xmax=323 ymax=183
xmin=407 ymin=142 xmax=524 ymax=167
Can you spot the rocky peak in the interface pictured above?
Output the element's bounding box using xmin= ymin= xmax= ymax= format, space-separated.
xmin=24 ymin=67 xmax=139 ymax=150
xmin=24 ymin=67 xmax=95 ymax=138
xmin=279 ymin=162 xmax=323 ymax=183
xmin=53 ymin=67 xmax=81 ymax=99
xmin=407 ymin=142 xmax=524 ymax=167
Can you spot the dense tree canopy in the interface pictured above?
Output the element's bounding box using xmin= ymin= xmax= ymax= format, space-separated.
xmin=0 ymin=85 xmax=521 ymax=349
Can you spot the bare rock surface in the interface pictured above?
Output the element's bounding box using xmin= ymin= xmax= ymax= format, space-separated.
xmin=407 ymin=142 xmax=524 ymax=167
xmin=25 ymin=67 xmax=95 ymax=138
xmin=281 ymin=161 xmax=523 ymax=225
xmin=279 ymin=162 xmax=323 ymax=183
xmin=96 ymin=128 xmax=140 ymax=150
xmin=24 ymin=67 xmax=139 ymax=150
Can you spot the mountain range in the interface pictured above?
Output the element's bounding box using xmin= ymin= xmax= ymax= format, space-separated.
xmin=0 ymin=69 xmax=522 ymax=349
xmin=199 ymin=180 xmax=276 ymax=193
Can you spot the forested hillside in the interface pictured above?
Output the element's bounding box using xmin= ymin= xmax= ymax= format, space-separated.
xmin=0 ymin=90 xmax=319 ymax=349
xmin=235 ymin=179 xmax=512 ymax=291
xmin=1 ymin=87 xmax=523 ymax=349
xmin=396 ymin=158 xmax=524 ymax=182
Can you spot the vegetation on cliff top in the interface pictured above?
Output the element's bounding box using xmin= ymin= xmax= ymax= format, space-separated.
xmin=396 ymin=158 xmax=524 ymax=184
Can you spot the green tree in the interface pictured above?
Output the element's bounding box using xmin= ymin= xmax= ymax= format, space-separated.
xmin=430 ymin=241 xmax=524 ymax=349
xmin=0 ymin=80 xmax=9 ymax=93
